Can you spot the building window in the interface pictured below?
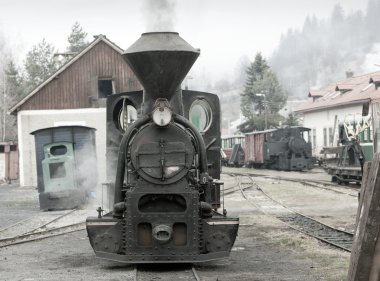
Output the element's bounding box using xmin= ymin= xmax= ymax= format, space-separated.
xmin=312 ymin=129 xmax=316 ymax=151
xmin=98 ymin=78 xmax=115 ymax=98
xmin=323 ymin=128 xmax=327 ymax=147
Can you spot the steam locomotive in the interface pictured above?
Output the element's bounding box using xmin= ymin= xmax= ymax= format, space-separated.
xmin=86 ymin=32 xmax=239 ymax=263
xmin=224 ymin=127 xmax=314 ymax=171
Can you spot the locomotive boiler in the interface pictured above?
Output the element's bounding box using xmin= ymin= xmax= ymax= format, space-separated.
xmin=86 ymin=32 xmax=239 ymax=263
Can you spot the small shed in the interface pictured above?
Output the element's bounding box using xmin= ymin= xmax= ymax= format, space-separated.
xmin=0 ymin=142 xmax=18 ymax=182
xmin=31 ymin=126 xmax=97 ymax=194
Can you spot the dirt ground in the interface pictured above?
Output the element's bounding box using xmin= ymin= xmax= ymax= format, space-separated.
xmin=222 ymin=168 xmax=358 ymax=233
xmin=0 ymin=168 xmax=356 ymax=281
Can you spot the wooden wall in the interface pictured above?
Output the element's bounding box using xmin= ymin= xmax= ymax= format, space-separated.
xmin=19 ymin=40 xmax=141 ymax=111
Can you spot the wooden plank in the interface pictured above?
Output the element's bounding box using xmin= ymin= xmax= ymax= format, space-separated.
xmin=355 ymin=161 xmax=371 ymax=231
xmin=347 ymin=153 xmax=380 ymax=280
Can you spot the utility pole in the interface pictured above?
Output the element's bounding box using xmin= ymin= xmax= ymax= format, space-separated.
xmin=256 ymin=92 xmax=267 ymax=130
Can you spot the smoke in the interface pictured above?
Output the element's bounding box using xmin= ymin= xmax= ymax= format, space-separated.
xmin=73 ymin=144 xmax=100 ymax=209
xmin=142 ymin=0 xmax=177 ymax=32
xmin=360 ymin=43 xmax=380 ymax=73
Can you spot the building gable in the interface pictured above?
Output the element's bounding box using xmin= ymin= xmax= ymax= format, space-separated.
xmin=10 ymin=36 xmax=141 ymax=113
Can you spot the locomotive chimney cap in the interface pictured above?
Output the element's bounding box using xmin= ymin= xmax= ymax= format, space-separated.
xmin=125 ymin=32 xmax=200 ymax=54
xmin=122 ymin=32 xmax=200 ymax=113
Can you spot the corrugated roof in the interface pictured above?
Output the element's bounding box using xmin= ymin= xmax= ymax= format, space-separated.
xmin=296 ymin=71 xmax=380 ymax=113
xmin=9 ymin=35 xmax=124 ymax=114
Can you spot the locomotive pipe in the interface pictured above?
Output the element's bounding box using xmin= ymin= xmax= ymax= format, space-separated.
xmin=113 ymin=115 xmax=151 ymax=206
xmin=174 ymin=114 xmax=208 ymax=174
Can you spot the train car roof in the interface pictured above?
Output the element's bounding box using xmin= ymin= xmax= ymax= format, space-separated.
xmin=245 ymin=126 xmax=311 ymax=135
xmin=245 ymin=129 xmax=277 ymax=135
xmin=221 ymin=134 xmax=245 ymax=139
xmin=294 ymin=126 xmax=311 ymax=131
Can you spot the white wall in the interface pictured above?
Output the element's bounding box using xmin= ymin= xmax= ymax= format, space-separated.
xmin=300 ymin=104 xmax=364 ymax=156
xmin=0 ymin=154 xmax=5 ymax=178
xmin=17 ymin=108 xmax=106 ymax=187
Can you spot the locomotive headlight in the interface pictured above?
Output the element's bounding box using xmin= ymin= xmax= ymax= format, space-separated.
xmin=152 ymin=99 xmax=172 ymax=126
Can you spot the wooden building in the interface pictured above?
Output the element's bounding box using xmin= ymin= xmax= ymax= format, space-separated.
xmin=9 ymin=34 xmax=141 ymax=187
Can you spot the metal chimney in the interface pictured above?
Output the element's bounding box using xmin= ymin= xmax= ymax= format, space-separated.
xmin=123 ymin=32 xmax=200 ymax=115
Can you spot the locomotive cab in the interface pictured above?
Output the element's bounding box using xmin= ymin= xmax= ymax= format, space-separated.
xmin=86 ymin=32 xmax=239 ymax=263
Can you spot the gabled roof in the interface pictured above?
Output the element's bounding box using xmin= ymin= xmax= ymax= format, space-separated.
xmin=308 ymin=83 xmax=336 ymax=98
xmin=9 ymin=35 xmax=124 ymax=114
xmin=296 ymin=71 xmax=380 ymax=113
xmin=369 ymin=73 xmax=380 ymax=83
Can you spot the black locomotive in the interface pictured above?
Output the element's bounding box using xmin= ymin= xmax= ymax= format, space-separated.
xmin=86 ymin=32 xmax=239 ymax=263
xmin=226 ymin=126 xmax=314 ymax=171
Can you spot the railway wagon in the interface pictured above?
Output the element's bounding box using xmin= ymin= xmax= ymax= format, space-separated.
xmin=245 ymin=126 xmax=314 ymax=171
xmin=86 ymin=32 xmax=239 ymax=263
xmin=221 ymin=135 xmax=245 ymax=166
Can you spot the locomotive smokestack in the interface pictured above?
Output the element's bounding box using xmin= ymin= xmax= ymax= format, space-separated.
xmin=123 ymin=32 xmax=200 ymax=114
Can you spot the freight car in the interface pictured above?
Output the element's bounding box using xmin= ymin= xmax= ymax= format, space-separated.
xmin=221 ymin=135 xmax=245 ymax=166
xmin=244 ymin=126 xmax=314 ymax=171
xmin=86 ymin=32 xmax=239 ymax=263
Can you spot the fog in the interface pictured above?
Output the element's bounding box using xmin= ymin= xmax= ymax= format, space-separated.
xmin=270 ymin=0 xmax=380 ymax=98
xmin=0 ymin=0 xmax=369 ymax=90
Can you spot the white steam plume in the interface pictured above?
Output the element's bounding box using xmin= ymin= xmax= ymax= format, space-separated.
xmin=142 ymin=0 xmax=177 ymax=32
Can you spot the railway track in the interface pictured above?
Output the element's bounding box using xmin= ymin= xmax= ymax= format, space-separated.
xmin=0 ymin=209 xmax=78 ymax=238
xmin=224 ymin=171 xmax=358 ymax=197
xmin=0 ymin=208 xmax=86 ymax=248
xmin=133 ymin=264 xmax=202 ymax=281
xmin=226 ymin=174 xmax=354 ymax=252
xmin=0 ymin=222 xmax=85 ymax=248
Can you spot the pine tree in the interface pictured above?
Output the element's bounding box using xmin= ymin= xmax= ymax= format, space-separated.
xmin=1 ymin=60 xmax=23 ymax=141
xmin=67 ymin=22 xmax=89 ymax=53
xmin=239 ymin=53 xmax=287 ymax=132
xmin=241 ymin=53 xmax=269 ymax=118
xmin=5 ymin=60 xmax=24 ymax=98
xmin=283 ymin=112 xmax=300 ymax=126
xmin=24 ymin=39 xmax=59 ymax=91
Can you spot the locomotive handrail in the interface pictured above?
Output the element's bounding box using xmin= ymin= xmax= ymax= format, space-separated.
xmin=114 ymin=115 xmax=151 ymax=205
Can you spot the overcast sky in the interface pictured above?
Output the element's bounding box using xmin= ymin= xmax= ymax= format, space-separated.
xmin=0 ymin=0 xmax=369 ymax=84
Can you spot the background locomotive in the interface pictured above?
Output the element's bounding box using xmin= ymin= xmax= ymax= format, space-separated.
xmin=223 ymin=126 xmax=314 ymax=171
xmin=86 ymin=32 xmax=239 ymax=263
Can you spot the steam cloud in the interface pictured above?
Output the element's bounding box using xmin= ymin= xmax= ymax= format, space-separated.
xmin=142 ymin=0 xmax=177 ymax=32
